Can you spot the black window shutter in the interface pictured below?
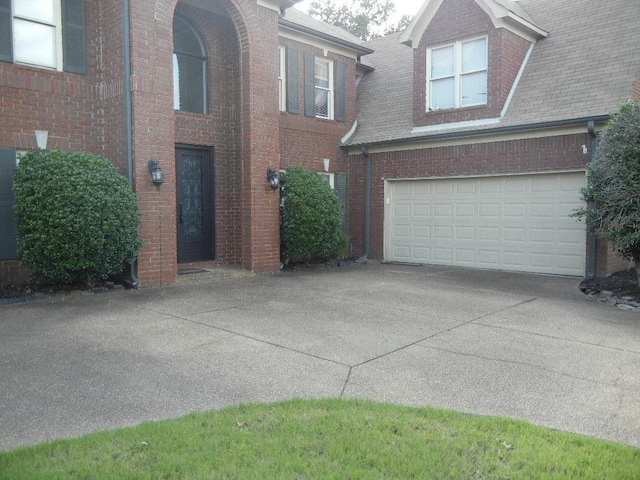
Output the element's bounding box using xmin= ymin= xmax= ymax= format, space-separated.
xmin=286 ymin=47 xmax=299 ymax=114
xmin=335 ymin=60 xmax=347 ymax=122
xmin=304 ymin=52 xmax=316 ymax=117
xmin=62 ymin=0 xmax=87 ymax=74
xmin=0 ymin=148 xmax=18 ymax=260
xmin=335 ymin=172 xmax=348 ymax=233
xmin=0 ymin=0 xmax=12 ymax=63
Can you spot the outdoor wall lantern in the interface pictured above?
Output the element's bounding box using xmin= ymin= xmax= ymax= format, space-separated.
xmin=148 ymin=159 xmax=164 ymax=188
xmin=267 ymin=167 xmax=280 ymax=190
xmin=34 ymin=130 xmax=48 ymax=149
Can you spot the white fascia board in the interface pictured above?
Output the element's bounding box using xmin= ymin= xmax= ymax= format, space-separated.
xmin=411 ymin=117 xmax=501 ymax=134
xmin=345 ymin=124 xmax=591 ymax=156
xmin=399 ymin=0 xmax=444 ymax=47
xmin=257 ymin=0 xmax=299 ymax=12
xmin=400 ymin=0 xmax=546 ymax=47
xmin=341 ymin=121 xmax=359 ymax=145
xmin=278 ymin=27 xmax=360 ymax=59
xmin=500 ymin=42 xmax=535 ymax=119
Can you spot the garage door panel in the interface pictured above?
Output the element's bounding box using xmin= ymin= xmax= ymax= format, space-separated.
xmin=414 ymin=204 xmax=431 ymax=216
xmin=386 ymin=173 xmax=586 ymax=276
xmin=455 ymin=226 xmax=475 ymax=240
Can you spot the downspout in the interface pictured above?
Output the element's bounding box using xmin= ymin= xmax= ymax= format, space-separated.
xmin=123 ymin=0 xmax=138 ymax=287
xmin=362 ymin=147 xmax=371 ymax=258
xmin=585 ymin=120 xmax=598 ymax=279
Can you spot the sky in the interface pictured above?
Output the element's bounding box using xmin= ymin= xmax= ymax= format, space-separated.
xmin=294 ymin=0 xmax=424 ymax=23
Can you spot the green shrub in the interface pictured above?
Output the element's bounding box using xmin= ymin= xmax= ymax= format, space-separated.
xmin=572 ymin=99 xmax=640 ymax=282
xmin=13 ymin=149 xmax=143 ymax=285
xmin=280 ymin=165 xmax=348 ymax=263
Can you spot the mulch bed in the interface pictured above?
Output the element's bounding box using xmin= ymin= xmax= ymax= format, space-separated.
xmin=579 ymin=269 xmax=640 ymax=301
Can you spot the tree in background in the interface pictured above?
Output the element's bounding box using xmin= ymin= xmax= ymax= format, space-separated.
xmin=573 ymin=100 xmax=640 ymax=282
xmin=308 ymin=0 xmax=411 ymax=40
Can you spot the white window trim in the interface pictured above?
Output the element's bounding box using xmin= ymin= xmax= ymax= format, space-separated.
xmin=319 ymin=172 xmax=335 ymax=189
xmin=12 ymin=0 xmax=63 ymax=71
xmin=315 ymin=57 xmax=334 ymax=120
xmin=278 ymin=46 xmax=286 ymax=112
xmin=426 ymin=36 xmax=487 ymax=111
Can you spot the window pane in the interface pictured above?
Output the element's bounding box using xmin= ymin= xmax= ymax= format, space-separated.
xmin=173 ymin=54 xmax=181 ymax=110
xmin=315 ymin=89 xmax=329 ymax=118
xmin=431 ymin=46 xmax=454 ymax=79
xmin=315 ymin=60 xmax=329 ymax=88
xmin=431 ymin=78 xmax=454 ymax=109
xmin=14 ymin=0 xmax=55 ymax=23
xmin=462 ymin=38 xmax=487 ymax=73
xmin=175 ymin=54 xmax=206 ymax=114
xmin=14 ymin=19 xmax=56 ymax=67
xmin=173 ymin=16 xmax=204 ymax=56
xmin=461 ymin=71 xmax=487 ymax=106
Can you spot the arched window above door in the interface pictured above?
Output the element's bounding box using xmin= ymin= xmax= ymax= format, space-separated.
xmin=173 ymin=15 xmax=208 ymax=114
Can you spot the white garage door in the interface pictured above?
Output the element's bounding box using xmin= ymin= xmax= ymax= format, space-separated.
xmin=385 ymin=172 xmax=586 ymax=276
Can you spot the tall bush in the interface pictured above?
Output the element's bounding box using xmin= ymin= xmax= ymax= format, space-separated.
xmin=13 ymin=149 xmax=142 ymax=285
xmin=280 ymin=165 xmax=348 ymax=263
xmin=572 ymin=99 xmax=640 ymax=281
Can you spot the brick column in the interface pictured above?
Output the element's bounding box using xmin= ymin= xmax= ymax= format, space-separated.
xmin=232 ymin=2 xmax=282 ymax=273
xmin=129 ymin=0 xmax=177 ymax=286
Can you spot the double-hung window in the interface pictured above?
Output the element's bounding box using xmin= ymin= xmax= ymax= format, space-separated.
xmin=428 ymin=37 xmax=487 ymax=110
xmin=0 ymin=0 xmax=86 ymax=73
xmin=314 ymin=57 xmax=333 ymax=119
xmin=303 ymin=53 xmax=345 ymax=121
xmin=278 ymin=46 xmax=286 ymax=112
xmin=12 ymin=0 xmax=61 ymax=69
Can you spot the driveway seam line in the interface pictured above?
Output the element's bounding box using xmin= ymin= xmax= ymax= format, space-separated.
xmin=414 ymin=344 xmax=614 ymax=387
xmin=128 ymin=304 xmax=352 ymax=368
xmin=340 ymin=367 xmax=353 ymax=397
xmin=473 ymin=322 xmax=640 ymax=355
xmin=349 ymin=297 xmax=538 ymax=369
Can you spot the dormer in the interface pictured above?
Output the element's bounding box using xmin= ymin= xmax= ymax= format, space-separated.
xmin=400 ymin=0 xmax=547 ymax=130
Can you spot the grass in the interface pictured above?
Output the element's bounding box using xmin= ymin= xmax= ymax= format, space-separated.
xmin=1 ymin=398 xmax=638 ymax=479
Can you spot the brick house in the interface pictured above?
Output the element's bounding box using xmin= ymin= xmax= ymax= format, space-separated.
xmin=344 ymin=0 xmax=640 ymax=277
xmin=0 ymin=0 xmax=638 ymax=286
xmin=0 ymin=0 xmax=370 ymax=286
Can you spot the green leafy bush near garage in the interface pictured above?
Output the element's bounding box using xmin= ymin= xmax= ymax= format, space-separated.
xmin=13 ymin=149 xmax=142 ymax=285
xmin=573 ymin=99 xmax=640 ymax=282
xmin=280 ymin=165 xmax=348 ymax=263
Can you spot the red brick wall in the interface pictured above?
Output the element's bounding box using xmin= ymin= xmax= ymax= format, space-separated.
xmin=101 ymin=0 xmax=128 ymax=175
xmin=278 ymin=37 xmax=355 ymax=174
xmin=413 ymin=0 xmax=531 ymax=127
xmin=347 ymin=132 xmax=592 ymax=260
xmin=596 ymin=241 xmax=632 ymax=277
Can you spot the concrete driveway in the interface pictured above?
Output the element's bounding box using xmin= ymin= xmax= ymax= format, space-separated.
xmin=1 ymin=263 xmax=639 ymax=451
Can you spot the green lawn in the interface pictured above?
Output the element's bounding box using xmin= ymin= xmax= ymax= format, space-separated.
xmin=1 ymin=398 xmax=638 ymax=479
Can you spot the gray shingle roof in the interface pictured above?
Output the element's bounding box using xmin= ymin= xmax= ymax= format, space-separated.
xmin=282 ymin=7 xmax=368 ymax=50
xmin=348 ymin=0 xmax=640 ymax=146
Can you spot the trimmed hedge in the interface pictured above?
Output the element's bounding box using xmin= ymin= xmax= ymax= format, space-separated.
xmin=13 ymin=150 xmax=142 ymax=285
xmin=280 ymin=165 xmax=348 ymax=263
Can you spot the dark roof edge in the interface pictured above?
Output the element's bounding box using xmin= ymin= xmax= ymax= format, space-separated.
xmin=279 ymin=19 xmax=375 ymax=55
xmin=343 ymin=115 xmax=611 ymax=151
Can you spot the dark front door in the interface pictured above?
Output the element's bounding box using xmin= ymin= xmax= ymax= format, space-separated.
xmin=176 ymin=145 xmax=214 ymax=263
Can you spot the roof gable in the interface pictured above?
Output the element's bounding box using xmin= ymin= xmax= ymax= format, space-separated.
xmin=399 ymin=0 xmax=547 ymax=46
